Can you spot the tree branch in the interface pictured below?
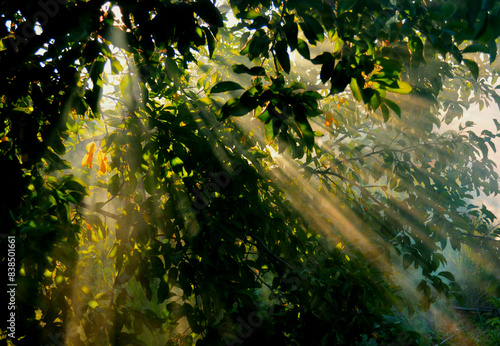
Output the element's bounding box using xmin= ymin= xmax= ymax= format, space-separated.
xmin=461 ymin=233 xmax=500 ymax=243
xmin=313 ymin=169 xmax=386 ymax=209
xmin=79 ymin=201 xmax=120 ymax=220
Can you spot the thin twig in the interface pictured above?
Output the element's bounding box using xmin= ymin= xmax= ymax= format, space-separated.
xmin=434 ymin=332 xmax=458 ymax=345
xmin=80 ymin=201 xmax=120 ymax=220
xmin=251 ymin=233 xmax=294 ymax=270
xmin=461 ymin=233 xmax=500 ymax=243
xmin=453 ymin=306 xmax=495 ymax=313
xmin=314 ymin=169 xmax=386 ymax=209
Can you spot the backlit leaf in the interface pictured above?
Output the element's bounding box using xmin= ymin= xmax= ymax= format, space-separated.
xmin=97 ymin=150 xmax=109 ymax=175
xmin=81 ymin=142 xmax=96 ymax=169
xmin=350 ymin=77 xmax=363 ymax=102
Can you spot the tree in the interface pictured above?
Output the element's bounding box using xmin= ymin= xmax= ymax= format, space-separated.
xmin=1 ymin=0 xmax=500 ymax=344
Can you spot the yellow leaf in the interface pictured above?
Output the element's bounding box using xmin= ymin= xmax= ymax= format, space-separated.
xmin=81 ymin=142 xmax=96 ymax=169
xmin=88 ymin=300 xmax=99 ymax=309
xmin=325 ymin=111 xmax=334 ymax=127
xmin=81 ymin=153 xmax=90 ymax=168
xmin=81 ymin=286 xmax=91 ymax=295
xmin=86 ymin=142 xmax=96 ymax=153
xmin=97 ymin=149 xmax=108 ymax=174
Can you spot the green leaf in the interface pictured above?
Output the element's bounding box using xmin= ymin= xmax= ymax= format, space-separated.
xmin=320 ymin=61 xmax=334 ymax=84
xmin=284 ymin=18 xmax=298 ymax=50
xmin=493 ymin=119 xmax=500 ymax=132
xmin=232 ymin=64 xmax=266 ymax=76
xmin=232 ymin=64 xmax=250 ymax=74
xmin=84 ymin=87 xmax=102 ymax=117
xmin=141 ymin=277 xmax=153 ymax=301
xmin=111 ymin=58 xmax=124 ymax=74
xmin=220 ymin=97 xmax=257 ymax=120
xmin=237 ymin=10 xmax=261 ymax=20
xmin=441 ymin=1 xmax=457 ymax=19
xmin=264 ymin=119 xmax=278 ymax=141
xmin=120 ymin=74 xmax=133 ymax=98
xmin=157 ymin=281 xmax=171 ymax=303
xmin=368 ymin=90 xmax=381 ymax=110
xmin=296 ymin=116 xmax=314 ymax=149
xmin=350 ymin=77 xmax=363 ymax=102
xmin=381 ymin=103 xmax=390 ymax=122
xmin=384 ymin=80 xmax=412 ymax=94
xmin=311 ymin=52 xmax=335 ymax=65
xmin=115 ymin=289 xmax=128 ymax=306
xmin=463 ymin=59 xmax=479 ymax=80
xmin=438 ymin=271 xmax=455 ymax=281
xmin=384 ymin=99 xmax=401 ymax=118
xmin=296 ymin=39 xmax=310 ymax=59
xmin=246 ymin=30 xmax=270 ymax=60
xmin=275 ymin=39 xmax=290 ymax=73
xmin=416 ymin=280 xmax=429 ymax=294
xmin=62 ymin=176 xmax=88 ymax=195
xmin=108 ymin=243 xmax=119 ymax=258
xmin=108 ymin=173 xmax=120 ymax=195
xmin=338 ymin=0 xmax=359 ymax=13
xmin=487 ymin=39 xmax=497 ymax=64
xmin=193 ymin=0 xmax=224 ymax=27
xmin=171 ymin=157 xmax=184 ymax=168
xmin=210 ymin=81 xmax=244 ymax=94
xmin=481 ymin=204 xmax=497 ymax=222
xmin=203 ymin=27 xmax=216 ymax=58
xmin=462 ymin=44 xmax=490 ymax=54
xmin=248 ymin=66 xmax=266 ymax=76
xmin=150 ymin=256 xmax=165 ymax=277
xmin=300 ymin=15 xmax=324 ymax=45
xmin=144 ymin=174 xmax=157 ymax=195
xmin=330 ymin=65 xmax=350 ymax=94
xmin=257 ymin=107 xmax=272 ymax=123
xmin=290 ymin=81 xmax=306 ymax=90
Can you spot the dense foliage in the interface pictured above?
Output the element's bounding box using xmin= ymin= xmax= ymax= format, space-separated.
xmin=1 ymin=0 xmax=500 ymax=344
